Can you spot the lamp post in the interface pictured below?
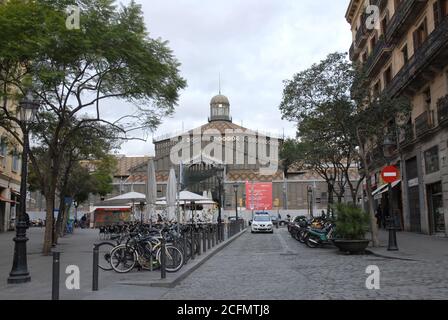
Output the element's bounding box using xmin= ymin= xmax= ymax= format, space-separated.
xmin=307 ymin=186 xmax=313 ymax=218
xmin=328 ymin=176 xmax=335 ymax=219
xmin=8 ymin=90 xmax=40 ymax=284
xmin=382 ymin=135 xmax=399 ymax=251
xmin=233 ymin=183 xmax=239 ymax=221
xmin=214 ymin=166 xmax=224 ymax=241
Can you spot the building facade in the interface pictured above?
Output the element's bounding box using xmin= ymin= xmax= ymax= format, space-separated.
xmin=0 ymin=128 xmax=22 ymax=232
xmin=126 ymin=94 xmax=361 ymax=212
xmin=346 ymin=0 xmax=448 ymax=236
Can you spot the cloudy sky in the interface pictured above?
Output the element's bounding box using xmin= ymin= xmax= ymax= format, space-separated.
xmin=114 ymin=0 xmax=352 ymax=156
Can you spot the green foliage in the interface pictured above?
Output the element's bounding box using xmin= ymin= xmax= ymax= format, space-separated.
xmin=333 ymin=203 xmax=370 ymax=240
xmin=90 ymin=155 xmax=117 ymax=197
xmin=279 ymin=138 xmax=305 ymax=175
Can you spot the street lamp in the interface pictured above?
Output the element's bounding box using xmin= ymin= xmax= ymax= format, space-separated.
xmin=382 ymin=135 xmax=399 ymax=251
xmin=8 ymin=89 xmax=40 ymax=284
xmin=328 ymin=176 xmax=335 ymax=219
xmin=214 ymin=166 xmax=224 ymax=241
xmin=307 ymin=186 xmax=313 ymax=218
xmin=233 ymin=183 xmax=239 ymax=221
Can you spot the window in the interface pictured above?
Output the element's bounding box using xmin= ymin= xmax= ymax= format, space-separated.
xmin=413 ymin=18 xmax=428 ymax=51
xmin=373 ymin=80 xmax=381 ymax=97
xmin=381 ymin=13 xmax=389 ymax=35
xmin=434 ymin=0 xmax=448 ymax=27
xmin=384 ymin=66 xmax=392 ymax=87
xmin=0 ymin=138 xmax=6 ymax=168
xmin=425 ymin=146 xmax=440 ymax=174
xmin=423 ymin=87 xmax=432 ymax=109
xmin=401 ymin=44 xmax=409 ymax=64
xmin=12 ymin=150 xmax=19 ymax=172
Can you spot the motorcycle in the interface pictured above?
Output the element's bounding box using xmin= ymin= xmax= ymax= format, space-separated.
xmin=304 ymin=222 xmax=336 ymax=248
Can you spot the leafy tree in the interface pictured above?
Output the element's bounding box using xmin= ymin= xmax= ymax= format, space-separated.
xmin=0 ymin=0 xmax=186 ymax=254
xmin=279 ymin=52 xmax=410 ymax=247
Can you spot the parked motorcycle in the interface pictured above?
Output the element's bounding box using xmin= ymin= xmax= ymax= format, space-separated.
xmin=304 ymin=222 xmax=336 ymax=248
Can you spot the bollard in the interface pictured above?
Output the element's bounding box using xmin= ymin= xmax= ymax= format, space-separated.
xmin=52 ymin=252 xmax=60 ymax=300
xmin=202 ymin=230 xmax=207 ymax=253
xmin=190 ymin=228 xmax=195 ymax=260
xmin=207 ymin=227 xmax=211 ymax=249
xmin=92 ymin=245 xmax=99 ymax=291
xmin=211 ymin=226 xmax=215 ymax=247
xmin=197 ymin=232 xmax=201 ymax=256
xmin=160 ymin=238 xmax=166 ymax=279
xmin=183 ymin=232 xmax=188 ymax=264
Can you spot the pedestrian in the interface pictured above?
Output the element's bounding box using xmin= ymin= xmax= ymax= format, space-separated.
xmin=382 ymin=202 xmax=390 ymax=229
xmin=375 ymin=204 xmax=383 ymax=229
xmin=81 ymin=214 xmax=87 ymax=229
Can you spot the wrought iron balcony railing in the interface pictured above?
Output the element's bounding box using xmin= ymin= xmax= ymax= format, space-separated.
xmin=385 ymin=0 xmax=427 ymax=44
xmin=385 ymin=16 xmax=448 ymax=98
xmin=364 ymin=35 xmax=392 ymax=78
xmin=355 ymin=14 xmax=369 ymax=48
xmin=437 ymin=95 xmax=448 ymax=125
xmin=415 ymin=110 xmax=433 ymax=137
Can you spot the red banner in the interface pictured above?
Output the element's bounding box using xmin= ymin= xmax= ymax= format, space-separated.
xmin=245 ymin=182 xmax=273 ymax=210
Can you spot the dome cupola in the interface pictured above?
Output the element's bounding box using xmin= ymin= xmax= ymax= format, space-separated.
xmin=209 ymin=94 xmax=231 ymax=122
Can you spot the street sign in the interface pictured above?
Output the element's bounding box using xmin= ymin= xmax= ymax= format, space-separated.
xmin=381 ymin=166 xmax=400 ymax=184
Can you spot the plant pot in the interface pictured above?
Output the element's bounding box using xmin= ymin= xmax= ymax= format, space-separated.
xmin=333 ymin=239 xmax=370 ymax=254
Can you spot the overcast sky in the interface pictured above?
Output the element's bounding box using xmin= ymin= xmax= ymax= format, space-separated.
xmin=112 ymin=0 xmax=352 ymax=156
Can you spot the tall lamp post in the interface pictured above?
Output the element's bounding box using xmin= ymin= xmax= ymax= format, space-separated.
xmin=8 ymin=90 xmax=40 ymax=284
xmin=328 ymin=176 xmax=335 ymax=219
xmin=233 ymin=183 xmax=239 ymax=221
xmin=382 ymin=135 xmax=399 ymax=251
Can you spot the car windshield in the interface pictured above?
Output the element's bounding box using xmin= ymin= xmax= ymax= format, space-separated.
xmin=254 ymin=216 xmax=271 ymax=222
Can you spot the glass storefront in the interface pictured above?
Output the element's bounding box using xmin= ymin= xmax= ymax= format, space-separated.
xmin=427 ymin=182 xmax=445 ymax=234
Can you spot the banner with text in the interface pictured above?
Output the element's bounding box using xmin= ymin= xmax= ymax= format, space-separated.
xmin=245 ymin=182 xmax=273 ymax=210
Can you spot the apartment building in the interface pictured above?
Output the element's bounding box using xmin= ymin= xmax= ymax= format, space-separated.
xmin=0 ymin=127 xmax=22 ymax=232
xmin=346 ymin=0 xmax=448 ymax=236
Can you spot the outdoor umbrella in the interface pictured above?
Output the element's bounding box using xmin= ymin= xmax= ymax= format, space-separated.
xmin=146 ymin=159 xmax=157 ymax=225
xmin=104 ymin=192 xmax=146 ymax=222
xmin=166 ymin=168 xmax=177 ymax=222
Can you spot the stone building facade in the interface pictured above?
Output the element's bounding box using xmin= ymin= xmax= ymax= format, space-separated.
xmin=346 ymin=0 xmax=448 ymax=235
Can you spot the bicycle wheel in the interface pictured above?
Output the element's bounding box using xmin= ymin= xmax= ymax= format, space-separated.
xmin=96 ymin=242 xmax=115 ymax=271
xmin=156 ymin=245 xmax=184 ymax=273
xmin=110 ymin=244 xmax=136 ymax=273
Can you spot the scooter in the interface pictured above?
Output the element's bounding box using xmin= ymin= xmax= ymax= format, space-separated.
xmin=304 ymin=222 xmax=336 ymax=248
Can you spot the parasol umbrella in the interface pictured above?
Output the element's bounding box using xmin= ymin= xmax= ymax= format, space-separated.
xmin=146 ymin=159 xmax=157 ymax=225
xmin=104 ymin=192 xmax=146 ymax=221
xmin=166 ymin=168 xmax=177 ymax=222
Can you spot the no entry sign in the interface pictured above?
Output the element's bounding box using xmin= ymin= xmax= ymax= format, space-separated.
xmin=381 ymin=166 xmax=400 ymax=184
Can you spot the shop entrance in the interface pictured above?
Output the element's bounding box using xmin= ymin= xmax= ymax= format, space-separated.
xmin=427 ymin=182 xmax=445 ymax=234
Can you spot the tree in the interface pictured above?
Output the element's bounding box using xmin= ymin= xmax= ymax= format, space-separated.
xmin=0 ymin=0 xmax=186 ymax=254
xmin=279 ymin=52 xmax=410 ymax=247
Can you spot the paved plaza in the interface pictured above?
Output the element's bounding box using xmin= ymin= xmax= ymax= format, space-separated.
xmin=0 ymin=227 xmax=447 ymax=300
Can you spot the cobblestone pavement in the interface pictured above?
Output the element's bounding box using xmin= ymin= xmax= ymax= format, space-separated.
xmin=161 ymin=228 xmax=448 ymax=300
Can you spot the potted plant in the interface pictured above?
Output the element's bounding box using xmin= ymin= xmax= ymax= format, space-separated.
xmin=332 ymin=203 xmax=370 ymax=254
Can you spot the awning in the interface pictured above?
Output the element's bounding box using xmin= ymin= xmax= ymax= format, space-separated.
xmin=372 ymin=180 xmax=401 ymax=197
xmin=0 ymin=196 xmax=16 ymax=203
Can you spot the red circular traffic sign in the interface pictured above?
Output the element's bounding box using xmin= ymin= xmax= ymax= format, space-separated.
xmin=381 ymin=166 xmax=400 ymax=184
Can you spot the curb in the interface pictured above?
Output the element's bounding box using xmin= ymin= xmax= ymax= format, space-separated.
xmin=365 ymin=249 xmax=419 ymax=262
xmin=120 ymin=228 xmax=248 ymax=289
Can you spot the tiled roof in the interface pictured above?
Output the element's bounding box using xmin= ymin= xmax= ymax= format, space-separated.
xmin=115 ymin=156 xmax=152 ymax=177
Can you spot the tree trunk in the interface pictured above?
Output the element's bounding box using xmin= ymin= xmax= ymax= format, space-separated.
xmin=42 ymin=191 xmax=55 ymax=255
xmin=356 ymin=128 xmax=379 ymax=247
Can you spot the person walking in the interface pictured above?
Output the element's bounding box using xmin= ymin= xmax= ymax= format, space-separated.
xmin=375 ymin=204 xmax=383 ymax=229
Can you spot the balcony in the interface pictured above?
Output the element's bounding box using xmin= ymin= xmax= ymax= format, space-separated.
xmin=349 ymin=43 xmax=360 ymax=61
xmin=415 ymin=110 xmax=434 ymax=137
xmin=385 ymin=16 xmax=448 ymax=98
xmin=437 ymin=95 xmax=448 ymax=125
xmin=385 ymin=0 xmax=427 ymax=44
xmin=355 ymin=14 xmax=369 ymax=49
xmin=364 ymin=35 xmax=393 ymax=78
xmin=399 ymin=122 xmax=415 ymax=147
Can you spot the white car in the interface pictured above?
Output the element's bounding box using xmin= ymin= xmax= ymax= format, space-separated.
xmin=251 ymin=215 xmax=274 ymax=234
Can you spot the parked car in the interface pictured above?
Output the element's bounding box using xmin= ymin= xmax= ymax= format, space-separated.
xmin=251 ymin=215 xmax=274 ymax=234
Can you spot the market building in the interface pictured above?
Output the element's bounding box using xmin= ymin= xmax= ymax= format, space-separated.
xmin=127 ymin=93 xmax=361 ymax=214
xmin=346 ymin=0 xmax=448 ymax=235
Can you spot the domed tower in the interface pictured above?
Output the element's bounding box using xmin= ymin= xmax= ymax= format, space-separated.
xmin=209 ymin=94 xmax=232 ymax=122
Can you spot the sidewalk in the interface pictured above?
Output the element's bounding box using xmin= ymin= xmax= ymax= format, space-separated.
xmin=367 ymin=230 xmax=448 ymax=261
xmin=0 ymin=226 xmax=247 ymax=300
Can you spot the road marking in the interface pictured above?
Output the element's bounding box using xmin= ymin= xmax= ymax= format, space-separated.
xmin=276 ymin=230 xmax=295 ymax=255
